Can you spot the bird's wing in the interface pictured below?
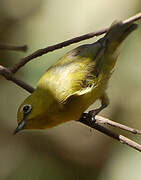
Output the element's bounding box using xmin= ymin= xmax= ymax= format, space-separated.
xmin=37 ymin=43 xmax=105 ymax=103
xmin=37 ymin=21 xmax=137 ymax=104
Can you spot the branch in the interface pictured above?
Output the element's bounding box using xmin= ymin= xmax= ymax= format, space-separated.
xmin=11 ymin=12 xmax=141 ymax=73
xmin=0 ymin=65 xmax=34 ymax=93
xmin=0 ymin=44 xmax=27 ymax=52
xmin=79 ymin=115 xmax=141 ymax=152
xmin=96 ymin=115 xmax=141 ymax=135
xmin=123 ymin=12 xmax=141 ymax=24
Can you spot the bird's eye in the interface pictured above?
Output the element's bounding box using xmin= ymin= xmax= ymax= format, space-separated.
xmin=22 ymin=104 xmax=32 ymax=114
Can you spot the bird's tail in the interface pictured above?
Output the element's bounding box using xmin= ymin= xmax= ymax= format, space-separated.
xmin=104 ymin=20 xmax=138 ymax=51
xmin=93 ymin=20 xmax=137 ymax=76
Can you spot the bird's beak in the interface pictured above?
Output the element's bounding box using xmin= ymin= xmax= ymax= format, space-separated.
xmin=13 ymin=119 xmax=26 ymax=135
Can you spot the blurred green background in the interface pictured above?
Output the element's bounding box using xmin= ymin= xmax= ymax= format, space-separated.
xmin=0 ymin=0 xmax=141 ymax=179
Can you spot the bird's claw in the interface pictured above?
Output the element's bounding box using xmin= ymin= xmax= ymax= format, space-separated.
xmin=87 ymin=110 xmax=97 ymax=122
xmin=79 ymin=110 xmax=98 ymax=123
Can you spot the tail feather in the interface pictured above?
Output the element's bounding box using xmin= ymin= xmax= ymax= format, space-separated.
xmin=105 ymin=20 xmax=138 ymax=47
xmin=93 ymin=20 xmax=137 ymax=76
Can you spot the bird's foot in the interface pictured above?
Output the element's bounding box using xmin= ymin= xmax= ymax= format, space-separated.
xmin=79 ymin=109 xmax=99 ymax=124
xmin=79 ymin=113 xmax=89 ymax=122
xmin=87 ymin=109 xmax=100 ymax=122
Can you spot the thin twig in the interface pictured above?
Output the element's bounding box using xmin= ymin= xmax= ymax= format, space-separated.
xmin=10 ymin=29 xmax=108 ymax=73
xmin=79 ymin=116 xmax=141 ymax=152
xmin=0 ymin=44 xmax=27 ymax=52
xmin=0 ymin=65 xmax=34 ymax=93
xmin=96 ymin=115 xmax=141 ymax=135
xmin=123 ymin=12 xmax=141 ymax=24
xmin=11 ymin=12 xmax=141 ymax=73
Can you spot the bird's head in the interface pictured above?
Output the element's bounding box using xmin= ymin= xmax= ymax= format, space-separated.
xmin=14 ymin=90 xmax=54 ymax=134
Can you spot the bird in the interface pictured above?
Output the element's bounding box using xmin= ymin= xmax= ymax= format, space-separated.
xmin=14 ymin=20 xmax=137 ymax=134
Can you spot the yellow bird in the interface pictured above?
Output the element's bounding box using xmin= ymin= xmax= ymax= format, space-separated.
xmin=14 ymin=20 xmax=137 ymax=134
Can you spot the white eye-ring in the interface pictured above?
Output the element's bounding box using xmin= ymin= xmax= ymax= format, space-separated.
xmin=21 ymin=104 xmax=32 ymax=114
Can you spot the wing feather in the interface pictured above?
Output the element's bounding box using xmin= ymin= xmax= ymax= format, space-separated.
xmin=37 ymin=42 xmax=104 ymax=103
